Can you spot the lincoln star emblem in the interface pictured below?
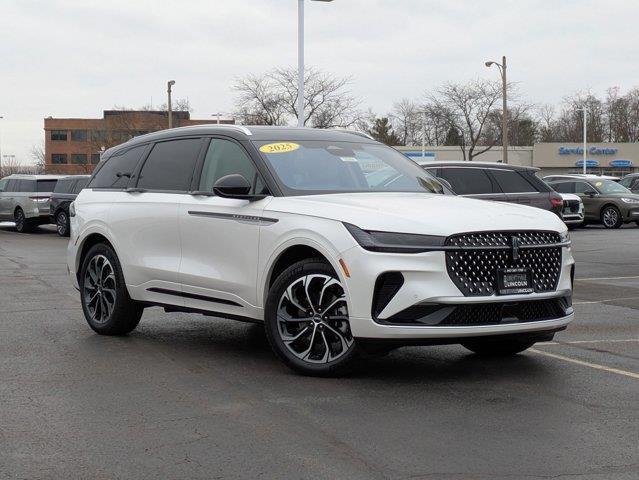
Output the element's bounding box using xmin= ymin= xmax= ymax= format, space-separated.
xmin=511 ymin=236 xmax=521 ymax=261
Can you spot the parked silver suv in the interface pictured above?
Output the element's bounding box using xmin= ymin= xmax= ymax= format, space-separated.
xmin=0 ymin=174 xmax=65 ymax=232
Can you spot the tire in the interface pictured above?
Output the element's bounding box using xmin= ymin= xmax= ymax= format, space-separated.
xmin=14 ymin=208 xmax=34 ymax=233
xmin=264 ymin=258 xmax=358 ymax=376
xmin=56 ymin=211 xmax=70 ymax=237
xmin=79 ymin=243 xmax=143 ymax=335
xmin=601 ymin=205 xmax=622 ymax=229
xmin=462 ymin=338 xmax=536 ymax=356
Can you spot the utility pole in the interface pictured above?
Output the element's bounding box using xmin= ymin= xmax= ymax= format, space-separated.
xmin=167 ymin=80 xmax=175 ymax=129
xmin=578 ymin=108 xmax=587 ymax=174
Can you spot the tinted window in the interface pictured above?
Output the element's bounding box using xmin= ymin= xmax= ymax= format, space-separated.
xmin=490 ymin=169 xmax=537 ymax=193
xmin=37 ymin=180 xmax=58 ymax=192
xmin=438 ymin=168 xmax=495 ymax=195
xmin=73 ymin=177 xmax=89 ymax=193
xmin=5 ymin=179 xmax=18 ymax=192
xmin=18 ymin=180 xmax=36 ymax=192
xmin=90 ymin=145 xmax=146 ymax=189
xmin=549 ymin=181 xmax=573 ymax=194
xmin=53 ymin=178 xmax=76 ymax=193
xmin=137 ymin=139 xmax=201 ymax=191
xmin=0 ymin=178 xmax=8 ymax=192
xmin=199 ymin=139 xmax=258 ymax=192
xmin=574 ymin=182 xmax=597 ymax=194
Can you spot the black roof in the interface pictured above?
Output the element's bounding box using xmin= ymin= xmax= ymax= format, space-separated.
xmin=104 ymin=125 xmax=376 ymax=157
xmin=418 ymin=160 xmax=538 ymax=172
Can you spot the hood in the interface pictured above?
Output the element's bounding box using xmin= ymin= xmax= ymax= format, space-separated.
xmin=266 ymin=192 xmax=566 ymax=237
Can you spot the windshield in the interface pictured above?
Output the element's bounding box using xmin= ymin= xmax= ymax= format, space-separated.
xmin=253 ymin=140 xmax=445 ymax=195
xmin=592 ymin=179 xmax=630 ymax=194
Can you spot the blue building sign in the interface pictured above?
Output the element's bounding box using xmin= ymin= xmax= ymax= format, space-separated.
xmin=575 ymin=159 xmax=600 ymax=168
xmin=609 ymin=159 xmax=633 ymax=168
xmin=404 ymin=151 xmax=436 ymax=159
xmin=559 ymin=146 xmax=618 ymax=155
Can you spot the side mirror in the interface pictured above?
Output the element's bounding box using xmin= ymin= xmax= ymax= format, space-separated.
xmin=585 ymin=190 xmax=597 ymax=197
xmin=213 ymin=174 xmax=253 ymax=199
xmin=436 ymin=177 xmax=453 ymax=191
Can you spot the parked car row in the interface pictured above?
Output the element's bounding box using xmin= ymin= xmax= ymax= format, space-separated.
xmin=0 ymin=174 xmax=89 ymax=235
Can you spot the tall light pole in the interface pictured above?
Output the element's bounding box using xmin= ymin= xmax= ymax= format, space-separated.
xmin=167 ymin=80 xmax=175 ymax=129
xmin=297 ymin=0 xmax=333 ymax=127
xmin=577 ymin=107 xmax=587 ymax=174
xmin=485 ymin=56 xmax=508 ymax=163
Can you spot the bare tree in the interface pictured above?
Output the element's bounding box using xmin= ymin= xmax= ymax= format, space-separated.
xmin=423 ymin=80 xmax=504 ymax=161
xmin=233 ymin=67 xmax=361 ymax=128
xmin=1 ymin=157 xmax=38 ymax=176
xmin=30 ymin=142 xmax=46 ymax=173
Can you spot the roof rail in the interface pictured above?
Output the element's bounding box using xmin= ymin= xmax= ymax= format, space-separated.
xmin=339 ymin=130 xmax=374 ymax=140
xmin=169 ymin=124 xmax=253 ymax=136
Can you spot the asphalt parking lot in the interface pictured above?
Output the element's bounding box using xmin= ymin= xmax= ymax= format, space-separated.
xmin=1 ymin=223 xmax=637 ymax=480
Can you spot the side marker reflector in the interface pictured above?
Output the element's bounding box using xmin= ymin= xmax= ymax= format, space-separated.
xmin=339 ymin=258 xmax=351 ymax=278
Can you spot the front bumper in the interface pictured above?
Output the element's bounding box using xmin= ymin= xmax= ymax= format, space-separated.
xmin=340 ymin=246 xmax=575 ymax=340
xmin=623 ymin=207 xmax=639 ymax=221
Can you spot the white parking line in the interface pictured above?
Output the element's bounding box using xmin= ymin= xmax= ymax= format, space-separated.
xmin=576 ymin=275 xmax=639 ymax=281
xmin=529 ymin=348 xmax=639 ymax=380
xmin=573 ymin=296 xmax=639 ymax=305
xmin=540 ymin=338 xmax=639 ymax=345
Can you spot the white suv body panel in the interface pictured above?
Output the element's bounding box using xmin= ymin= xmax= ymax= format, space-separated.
xmin=69 ymin=188 xmax=574 ymax=340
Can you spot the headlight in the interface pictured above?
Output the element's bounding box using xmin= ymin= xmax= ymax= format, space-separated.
xmin=343 ymin=223 xmax=445 ymax=253
xmin=559 ymin=230 xmax=570 ymax=243
xmin=621 ymin=197 xmax=639 ymax=204
xmin=69 ymin=202 xmax=76 ymax=217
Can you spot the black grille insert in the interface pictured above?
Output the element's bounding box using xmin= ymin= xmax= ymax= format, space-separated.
xmin=446 ymin=231 xmax=562 ymax=296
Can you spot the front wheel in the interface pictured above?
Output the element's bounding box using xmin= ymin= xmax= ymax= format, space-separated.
xmin=462 ymin=338 xmax=536 ymax=356
xmin=264 ymin=258 xmax=357 ymax=376
xmin=601 ymin=206 xmax=622 ymax=229
xmin=80 ymin=243 xmax=143 ymax=335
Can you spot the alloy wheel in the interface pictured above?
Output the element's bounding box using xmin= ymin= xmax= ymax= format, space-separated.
xmin=602 ymin=207 xmax=619 ymax=228
xmin=277 ymin=274 xmax=353 ymax=364
xmin=83 ymin=254 xmax=117 ymax=324
xmin=15 ymin=209 xmax=24 ymax=231
xmin=57 ymin=212 xmax=68 ymax=235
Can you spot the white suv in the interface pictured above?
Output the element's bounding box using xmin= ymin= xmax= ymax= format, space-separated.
xmin=68 ymin=126 xmax=575 ymax=376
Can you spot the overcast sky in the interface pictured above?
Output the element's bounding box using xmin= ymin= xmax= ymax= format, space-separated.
xmin=1 ymin=0 xmax=638 ymax=164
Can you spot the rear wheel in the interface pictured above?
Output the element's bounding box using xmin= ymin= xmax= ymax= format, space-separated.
xmin=601 ymin=205 xmax=622 ymax=229
xmin=462 ymin=338 xmax=536 ymax=356
xmin=56 ymin=211 xmax=70 ymax=237
xmin=80 ymin=243 xmax=143 ymax=335
xmin=264 ymin=258 xmax=357 ymax=376
xmin=14 ymin=208 xmax=34 ymax=233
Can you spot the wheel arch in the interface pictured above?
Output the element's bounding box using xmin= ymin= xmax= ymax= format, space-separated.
xmin=599 ymin=202 xmax=621 ymax=216
xmin=75 ymin=232 xmax=116 ymax=284
xmin=261 ymin=241 xmax=346 ymax=308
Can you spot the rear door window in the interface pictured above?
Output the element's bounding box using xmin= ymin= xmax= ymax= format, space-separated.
xmin=137 ymin=138 xmax=202 ymax=191
xmin=19 ymin=180 xmax=36 ymax=192
xmin=89 ymin=145 xmax=146 ymax=189
xmin=489 ymin=169 xmax=537 ymax=193
xmin=36 ymin=179 xmax=58 ymax=193
xmin=53 ymin=178 xmax=75 ymax=193
xmin=438 ymin=168 xmax=495 ymax=195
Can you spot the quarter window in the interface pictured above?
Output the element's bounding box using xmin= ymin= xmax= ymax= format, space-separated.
xmin=490 ymin=169 xmax=537 ymax=193
xmin=199 ymin=138 xmax=259 ymax=192
xmin=0 ymin=178 xmax=8 ymax=192
xmin=438 ymin=168 xmax=495 ymax=195
xmin=53 ymin=178 xmax=76 ymax=193
xmin=549 ymin=182 xmax=573 ymax=194
xmin=51 ymin=130 xmax=68 ymax=141
xmin=52 ymin=154 xmax=68 ymax=164
xmin=73 ymin=177 xmax=89 ymax=193
xmin=89 ymin=145 xmax=146 ymax=189
xmin=137 ymin=139 xmax=202 ymax=191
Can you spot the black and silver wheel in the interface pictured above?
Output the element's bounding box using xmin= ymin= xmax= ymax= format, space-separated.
xmin=80 ymin=243 xmax=143 ymax=335
xmin=462 ymin=338 xmax=536 ymax=356
xmin=56 ymin=211 xmax=70 ymax=237
xmin=14 ymin=208 xmax=34 ymax=233
xmin=265 ymin=258 xmax=357 ymax=376
xmin=601 ymin=205 xmax=622 ymax=229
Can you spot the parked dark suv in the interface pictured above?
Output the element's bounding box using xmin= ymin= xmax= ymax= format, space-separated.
xmin=619 ymin=173 xmax=639 ymax=193
xmin=49 ymin=175 xmax=90 ymax=236
xmin=420 ymin=161 xmax=563 ymax=215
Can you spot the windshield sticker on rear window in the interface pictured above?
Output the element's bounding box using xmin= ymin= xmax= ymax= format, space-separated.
xmin=259 ymin=142 xmax=300 ymax=154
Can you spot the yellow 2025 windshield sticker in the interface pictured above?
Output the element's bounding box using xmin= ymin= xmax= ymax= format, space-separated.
xmin=259 ymin=142 xmax=300 ymax=154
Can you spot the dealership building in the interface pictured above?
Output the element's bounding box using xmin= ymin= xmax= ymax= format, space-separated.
xmin=398 ymin=143 xmax=638 ymax=177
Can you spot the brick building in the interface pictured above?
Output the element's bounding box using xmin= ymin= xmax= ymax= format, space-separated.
xmin=44 ymin=110 xmax=233 ymax=174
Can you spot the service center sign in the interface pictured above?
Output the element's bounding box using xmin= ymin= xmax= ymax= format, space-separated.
xmin=559 ymin=146 xmax=618 ymax=155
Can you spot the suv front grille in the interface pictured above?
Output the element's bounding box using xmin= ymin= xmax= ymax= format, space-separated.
xmin=446 ymin=231 xmax=562 ymax=296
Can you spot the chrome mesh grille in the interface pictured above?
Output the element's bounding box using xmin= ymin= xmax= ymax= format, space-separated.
xmin=446 ymin=231 xmax=562 ymax=297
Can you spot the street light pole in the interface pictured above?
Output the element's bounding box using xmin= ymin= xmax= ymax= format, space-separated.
xmin=485 ymin=56 xmax=508 ymax=163
xmin=578 ymin=108 xmax=587 ymax=174
xmin=297 ymin=0 xmax=333 ymax=128
xmin=167 ymin=80 xmax=175 ymax=129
